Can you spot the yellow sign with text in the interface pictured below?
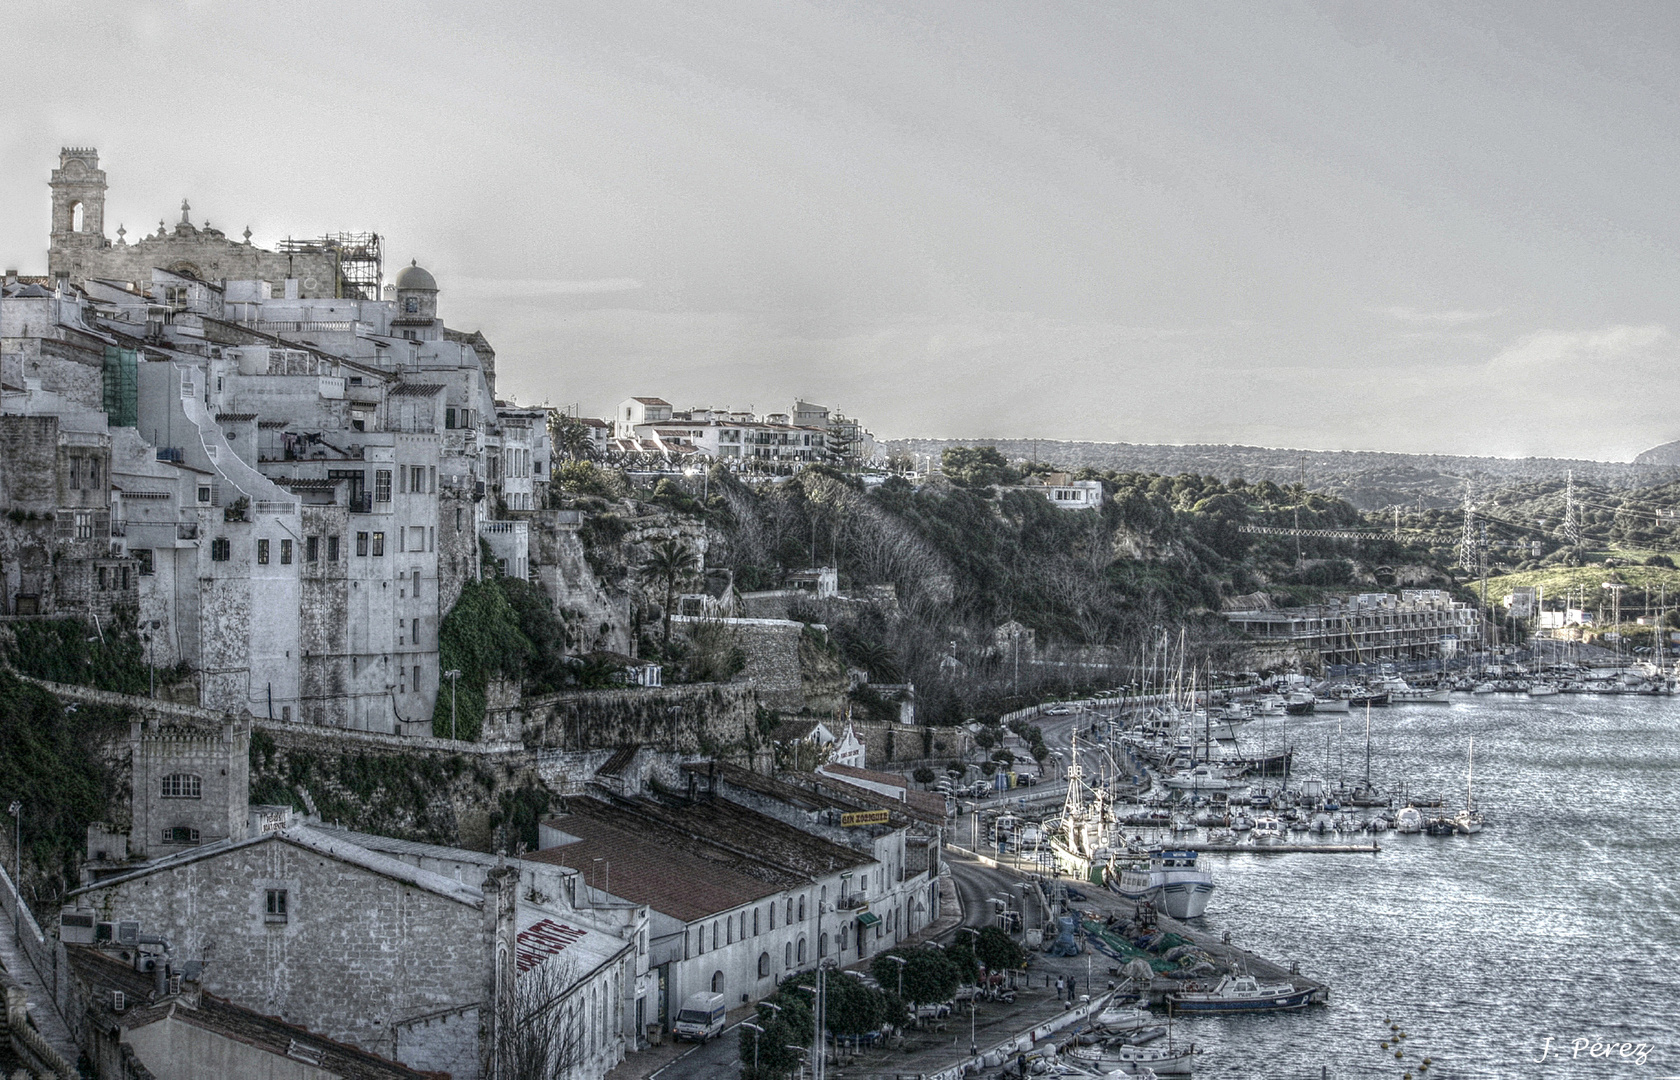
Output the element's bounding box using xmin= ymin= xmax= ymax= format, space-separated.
xmin=840 ymin=810 xmax=891 ymax=827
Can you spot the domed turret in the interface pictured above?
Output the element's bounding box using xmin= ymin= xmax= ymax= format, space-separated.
xmin=393 ymin=260 xmax=437 ymax=292
xmin=394 ymin=259 xmax=439 ymax=324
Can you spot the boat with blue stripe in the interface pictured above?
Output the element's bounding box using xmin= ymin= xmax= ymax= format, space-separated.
xmin=1168 ymin=974 xmax=1315 ymax=1013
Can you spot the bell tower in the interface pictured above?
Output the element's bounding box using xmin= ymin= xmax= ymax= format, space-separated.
xmin=48 ymin=147 xmax=108 ymax=280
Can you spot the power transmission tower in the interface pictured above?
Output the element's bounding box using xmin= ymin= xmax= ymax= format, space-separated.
xmin=1458 ymin=485 xmax=1479 ymax=573
xmin=1563 ymin=471 xmax=1582 ymax=548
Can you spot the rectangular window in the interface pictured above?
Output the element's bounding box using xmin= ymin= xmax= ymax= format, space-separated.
xmin=429 ymin=466 xmax=436 ymax=493
xmin=372 ymin=531 xmax=385 ymax=556
xmin=411 ymin=465 xmax=425 ymax=493
xmin=161 ymin=773 xmax=202 ymax=799
xmin=211 ymin=537 xmax=231 ymax=561
xmin=412 ymin=617 xmax=419 ymax=644
xmin=305 ymin=536 xmax=319 ymax=562
xmin=412 ymin=569 xmax=421 ymax=598
xmin=280 ymin=539 xmax=292 ymax=565
xmin=356 ymin=532 xmax=369 ymax=557
xmin=198 ymin=486 xmax=211 ymax=503
xmin=327 ymin=535 xmax=339 ymax=562
xmin=163 ymin=826 xmax=200 ymax=845
xmin=257 ymin=539 xmax=270 ymax=564
xmin=136 ymin=550 xmax=154 ymax=575
xmin=97 ymin=566 xmax=107 ymax=590
xmin=445 ymin=407 xmax=456 ymax=429
xmin=375 ymin=470 xmax=392 ymax=503
xmin=265 ymin=888 xmax=288 ymax=923
xmin=455 ymin=507 xmax=462 ymax=532
xmin=68 ymin=456 xmax=80 ymax=490
xmin=413 ymin=664 xmax=421 ymax=691
xmin=90 ymin=457 xmax=102 ymax=487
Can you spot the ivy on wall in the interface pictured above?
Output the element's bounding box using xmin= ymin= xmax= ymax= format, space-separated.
xmin=0 ymin=671 xmax=127 ymax=908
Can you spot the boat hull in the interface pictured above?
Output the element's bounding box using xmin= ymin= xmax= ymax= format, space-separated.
xmin=1169 ymin=989 xmax=1314 ymax=1013
xmin=1157 ymin=878 xmax=1214 ymax=919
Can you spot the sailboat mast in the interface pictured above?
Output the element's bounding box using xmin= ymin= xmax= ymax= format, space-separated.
xmin=1363 ymin=701 xmax=1372 ymax=788
xmin=1467 ymin=736 xmax=1474 ymax=812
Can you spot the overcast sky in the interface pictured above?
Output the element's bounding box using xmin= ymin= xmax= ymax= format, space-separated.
xmin=5 ymin=2 xmax=1679 ymax=460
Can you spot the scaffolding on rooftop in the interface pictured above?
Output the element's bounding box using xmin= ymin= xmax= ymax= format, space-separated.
xmin=276 ymin=231 xmax=383 ymax=300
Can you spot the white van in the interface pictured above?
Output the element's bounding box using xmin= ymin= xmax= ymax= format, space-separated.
xmin=672 ymin=991 xmax=728 ymax=1042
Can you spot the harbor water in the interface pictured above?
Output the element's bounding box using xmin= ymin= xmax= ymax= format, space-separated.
xmin=1168 ymin=694 xmax=1680 ymax=1078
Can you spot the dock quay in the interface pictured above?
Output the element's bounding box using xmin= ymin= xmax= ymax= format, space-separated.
xmin=1143 ymin=910 xmax=1332 ymax=1006
xmin=1194 ymin=841 xmax=1379 ymax=854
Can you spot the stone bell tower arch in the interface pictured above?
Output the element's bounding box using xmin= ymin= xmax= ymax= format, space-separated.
xmin=48 ymin=146 xmax=108 ymax=280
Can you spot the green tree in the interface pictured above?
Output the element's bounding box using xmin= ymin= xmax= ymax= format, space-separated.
xmin=548 ymin=412 xmax=594 ymax=461
xmin=640 ymin=538 xmax=700 ymax=642
xmin=913 ymin=766 xmax=936 ymax=787
xmin=975 ymin=926 xmax=1026 ymax=972
xmin=940 ymin=446 xmax=1018 ymax=489
xmin=871 ymin=948 xmax=959 ymax=1006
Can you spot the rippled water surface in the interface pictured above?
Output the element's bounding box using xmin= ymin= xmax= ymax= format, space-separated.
xmin=1166 ymin=695 xmax=1680 ymax=1079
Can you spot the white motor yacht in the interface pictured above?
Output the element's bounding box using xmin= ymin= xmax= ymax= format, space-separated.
xmin=1395 ymin=805 xmax=1425 ymax=834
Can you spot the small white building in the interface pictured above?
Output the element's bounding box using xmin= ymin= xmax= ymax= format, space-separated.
xmin=616 ymin=397 xmax=672 ymax=438
xmin=1021 ymin=472 xmax=1105 ymax=510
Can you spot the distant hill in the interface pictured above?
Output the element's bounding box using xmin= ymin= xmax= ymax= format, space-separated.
xmin=1634 ymin=440 xmax=1680 ymax=467
xmin=881 ymin=439 xmax=1680 ymax=510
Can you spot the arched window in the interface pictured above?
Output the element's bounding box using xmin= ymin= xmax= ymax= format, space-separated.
xmin=161 ymin=774 xmax=202 ymax=799
xmin=727 ymin=916 xmax=735 ymax=944
xmin=696 ymin=926 xmax=704 ymax=955
xmin=712 ymin=970 xmax=724 ymax=994
xmin=70 ymin=202 xmax=83 ymax=233
xmin=799 ymin=896 xmax=807 ymax=921
xmin=819 ymin=933 xmax=828 ymax=958
xmin=840 ymin=925 xmax=849 ymax=952
xmin=758 ymin=952 xmax=770 ymax=978
xmin=786 ymin=898 xmax=794 ymax=924
xmin=712 ymin=921 xmax=719 ymax=950
xmin=753 ymin=909 xmax=761 ymax=935
xmin=784 ymin=942 xmax=793 ymax=968
xmin=797 ymin=938 xmax=806 ymax=964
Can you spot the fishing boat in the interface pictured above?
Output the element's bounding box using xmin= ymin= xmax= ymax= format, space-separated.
xmin=1389 ymin=686 xmax=1451 ymax=703
xmin=1108 ymin=850 xmax=1216 ymax=919
xmin=1345 ymin=689 xmax=1390 ymax=707
xmin=1168 ymin=974 xmax=1313 ymax=1013
xmin=1283 ymin=692 xmax=1316 ymax=716
xmin=1100 ymin=1042 xmax=1198 ymax=1076
xmin=1250 ymin=814 xmax=1284 ymax=843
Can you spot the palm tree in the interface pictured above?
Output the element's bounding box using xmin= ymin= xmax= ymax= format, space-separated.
xmin=642 ymin=538 xmax=700 ymax=642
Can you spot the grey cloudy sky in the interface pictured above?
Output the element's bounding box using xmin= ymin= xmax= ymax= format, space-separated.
xmin=5 ymin=1 xmax=1679 ymax=460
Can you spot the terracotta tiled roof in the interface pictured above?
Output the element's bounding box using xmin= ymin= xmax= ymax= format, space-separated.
xmin=816 ymin=764 xmax=948 ymax=823
xmin=527 ymin=794 xmax=869 ymax=923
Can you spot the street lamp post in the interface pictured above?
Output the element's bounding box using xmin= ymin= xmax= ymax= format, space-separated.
xmin=443 ymin=669 xmax=462 ymax=739
xmin=742 ymin=1021 xmax=764 ymax=1078
xmin=884 ymin=953 xmax=906 ymax=1005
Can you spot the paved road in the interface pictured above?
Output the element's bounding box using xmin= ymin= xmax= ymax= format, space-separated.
xmin=651 ymin=1023 xmax=752 ymax=1080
